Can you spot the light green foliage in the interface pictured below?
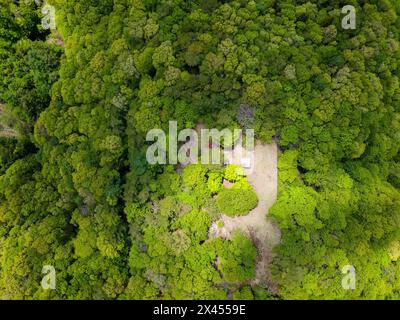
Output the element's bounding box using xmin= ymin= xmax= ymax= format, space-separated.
xmin=217 ymin=232 xmax=257 ymax=282
xmin=233 ymin=286 xmax=254 ymax=300
xmin=207 ymin=172 xmax=223 ymax=193
xmin=224 ymin=164 xmax=245 ymax=182
xmin=271 ymin=186 xmax=323 ymax=236
xmin=216 ymin=188 xmax=258 ymax=217
xmin=125 ymin=166 xmax=257 ymax=299
xmin=1 ymin=0 xmax=400 ymax=301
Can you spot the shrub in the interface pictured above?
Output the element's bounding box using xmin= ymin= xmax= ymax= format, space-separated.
xmin=216 ymin=188 xmax=258 ymax=217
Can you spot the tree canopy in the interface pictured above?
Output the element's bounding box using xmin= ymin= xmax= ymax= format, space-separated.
xmin=0 ymin=0 xmax=399 ymax=300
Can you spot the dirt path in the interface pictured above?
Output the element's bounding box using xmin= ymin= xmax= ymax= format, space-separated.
xmin=0 ymin=126 xmax=19 ymax=138
xmin=209 ymin=141 xmax=281 ymax=287
xmin=0 ymin=104 xmax=19 ymax=138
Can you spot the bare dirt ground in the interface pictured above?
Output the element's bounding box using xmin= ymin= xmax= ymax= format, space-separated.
xmin=0 ymin=126 xmax=18 ymax=138
xmin=46 ymin=30 xmax=65 ymax=47
xmin=209 ymin=141 xmax=281 ymax=287
xmin=0 ymin=104 xmax=18 ymax=138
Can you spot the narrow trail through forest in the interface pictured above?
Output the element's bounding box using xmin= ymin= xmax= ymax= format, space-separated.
xmin=0 ymin=104 xmax=18 ymax=138
xmin=209 ymin=141 xmax=281 ymax=287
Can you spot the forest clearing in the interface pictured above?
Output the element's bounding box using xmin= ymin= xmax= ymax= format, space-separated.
xmin=210 ymin=141 xmax=281 ymax=287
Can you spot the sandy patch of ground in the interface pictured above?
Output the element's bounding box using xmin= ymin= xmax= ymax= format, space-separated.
xmin=46 ymin=30 xmax=65 ymax=47
xmin=209 ymin=141 xmax=281 ymax=288
xmin=0 ymin=104 xmax=19 ymax=138
xmin=0 ymin=126 xmax=19 ymax=138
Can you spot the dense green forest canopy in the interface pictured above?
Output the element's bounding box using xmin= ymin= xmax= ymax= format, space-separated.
xmin=0 ymin=0 xmax=399 ymax=299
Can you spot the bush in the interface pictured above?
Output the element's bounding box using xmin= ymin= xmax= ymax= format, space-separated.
xmin=216 ymin=188 xmax=258 ymax=217
xmin=224 ymin=164 xmax=245 ymax=182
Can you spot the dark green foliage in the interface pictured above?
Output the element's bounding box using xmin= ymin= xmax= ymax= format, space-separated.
xmin=1 ymin=40 xmax=62 ymax=122
xmin=0 ymin=0 xmax=399 ymax=301
xmin=0 ymin=0 xmax=61 ymax=125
